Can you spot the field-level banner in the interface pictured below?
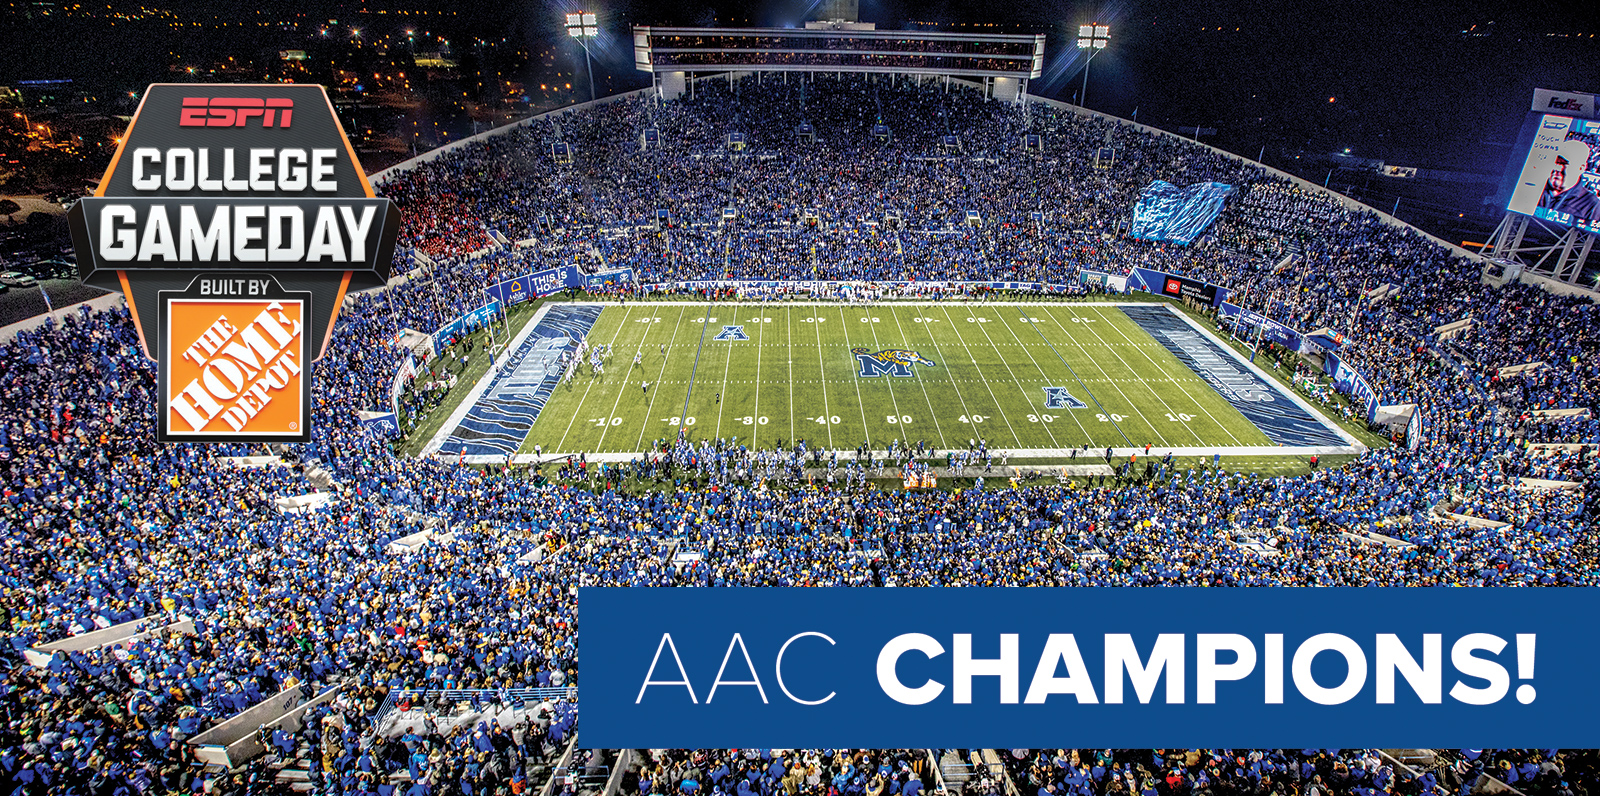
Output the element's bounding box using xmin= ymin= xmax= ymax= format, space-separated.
xmin=582 ymin=586 xmax=1600 ymax=749
xmin=1128 ymin=268 xmax=1227 ymax=308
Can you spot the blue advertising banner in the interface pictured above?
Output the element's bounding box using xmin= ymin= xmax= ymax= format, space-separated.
xmin=1128 ymin=267 xmax=1228 ymax=308
xmin=1129 ymin=180 xmax=1235 ymax=245
xmin=485 ymin=266 xmax=582 ymax=306
xmin=1325 ymin=351 xmax=1382 ymax=424
xmin=581 ymin=587 xmax=1600 ymax=749
xmin=433 ymin=300 xmax=501 ymax=349
xmin=1121 ymin=306 xmax=1346 ymax=446
xmin=1217 ymin=302 xmax=1303 ymax=350
xmin=586 ymin=268 xmax=635 ymax=288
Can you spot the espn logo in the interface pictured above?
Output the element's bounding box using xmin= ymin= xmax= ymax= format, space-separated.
xmin=166 ymin=298 xmax=304 ymax=436
xmin=179 ymin=97 xmax=295 ymax=128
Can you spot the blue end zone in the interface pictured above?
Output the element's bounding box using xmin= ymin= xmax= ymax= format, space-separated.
xmin=436 ymin=305 xmax=603 ymax=457
xmin=1121 ymin=305 xmax=1346 ymax=447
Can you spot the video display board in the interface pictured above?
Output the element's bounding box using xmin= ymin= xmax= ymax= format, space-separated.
xmin=1506 ymin=114 xmax=1600 ymax=232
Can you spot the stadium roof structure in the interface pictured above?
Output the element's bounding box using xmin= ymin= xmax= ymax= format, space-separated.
xmin=632 ymin=26 xmax=1045 ymax=80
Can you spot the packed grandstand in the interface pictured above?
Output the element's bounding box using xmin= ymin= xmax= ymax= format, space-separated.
xmin=2 ymin=75 xmax=1597 ymax=796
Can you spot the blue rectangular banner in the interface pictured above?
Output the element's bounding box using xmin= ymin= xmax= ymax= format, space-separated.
xmin=581 ymin=586 xmax=1600 ymax=749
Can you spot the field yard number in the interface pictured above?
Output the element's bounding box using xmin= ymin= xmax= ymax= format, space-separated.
xmin=910 ymin=317 xmax=940 ymax=323
xmin=1070 ymin=317 xmax=1097 ymax=323
xmin=692 ymin=317 xmax=719 ymax=323
xmin=746 ymin=317 xmax=773 ymax=323
xmin=1096 ymin=413 xmax=1126 ymax=422
xmin=738 ymin=416 xmax=770 ymax=426
xmin=801 ymin=317 xmax=828 ymax=323
xmin=813 ymin=415 xmax=842 ymax=425
xmin=591 ymin=417 xmax=624 ymax=427
xmin=1166 ymin=412 xmax=1194 ymax=422
xmin=860 ymin=317 xmax=880 ymax=323
xmin=1028 ymin=414 xmax=1056 ymax=423
xmin=886 ymin=415 xmax=913 ymax=424
xmin=636 ymin=317 xmax=663 ymax=324
xmin=660 ymin=416 xmax=697 ymax=426
xmin=966 ymin=317 xmax=990 ymax=323
xmin=958 ymin=414 xmax=988 ymax=423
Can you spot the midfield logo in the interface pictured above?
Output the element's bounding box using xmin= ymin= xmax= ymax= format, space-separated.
xmin=1043 ymin=386 xmax=1087 ymax=409
xmin=853 ymin=347 xmax=935 ymax=378
xmin=713 ymin=325 xmax=749 ymax=341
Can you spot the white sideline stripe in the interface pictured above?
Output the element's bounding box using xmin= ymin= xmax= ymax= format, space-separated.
xmin=1162 ymin=304 xmax=1364 ymax=450
xmin=421 ymin=302 xmax=556 ymax=457
xmin=459 ymin=443 xmax=1366 ymax=466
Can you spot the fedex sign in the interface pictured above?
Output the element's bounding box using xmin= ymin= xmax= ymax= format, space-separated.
xmin=1531 ymin=89 xmax=1599 ymax=119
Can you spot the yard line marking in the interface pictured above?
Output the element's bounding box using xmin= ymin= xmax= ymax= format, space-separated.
xmin=785 ymin=307 xmax=796 ymax=439
xmin=752 ymin=306 xmax=765 ymax=447
xmin=837 ymin=306 xmax=874 ymax=445
xmin=906 ymin=304 xmax=981 ymax=445
xmin=993 ymin=311 xmax=1091 ymax=445
xmin=1041 ymin=306 xmax=1171 ymax=447
xmin=633 ymin=306 xmax=689 ymax=452
xmin=1066 ymin=306 xmax=1199 ymax=446
xmin=965 ymin=305 xmax=1062 ymax=450
xmin=934 ymin=304 xmax=1025 ymax=449
xmin=1021 ymin=306 xmax=1133 ymax=446
xmin=885 ymin=306 xmax=946 ymax=446
xmin=810 ymin=307 xmax=836 ymax=448
xmin=595 ymin=305 xmax=662 ymax=452
xmin=1089 ymin=305 xmax=1242 ymax=446
xmin=552 ymin=304 xmax=635 ymax=453
xmin=679 ymin=302 xmax=715 ymax=432
xmin=713 ymin=312 xmax=737 ymax=440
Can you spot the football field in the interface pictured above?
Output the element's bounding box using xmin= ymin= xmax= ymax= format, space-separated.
xmin=475 ymin=300 xmax=1351 ymax=459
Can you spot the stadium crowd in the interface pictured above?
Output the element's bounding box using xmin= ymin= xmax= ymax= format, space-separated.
xmin=0 ymin=75 xmax=1595 ymax=796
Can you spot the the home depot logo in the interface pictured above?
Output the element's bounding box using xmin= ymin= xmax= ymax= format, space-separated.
xmin=179 ymin=97 xmax=295 ymax=127
xmin=162 ymin=291 xmax=307 ymax=439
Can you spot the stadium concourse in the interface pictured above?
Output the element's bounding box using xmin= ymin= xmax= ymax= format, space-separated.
xmin=1 ymin=75 xmax=1597 ymax=796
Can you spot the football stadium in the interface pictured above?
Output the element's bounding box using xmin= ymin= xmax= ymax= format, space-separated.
xmin=1 ymin=1 xmax=1599 ymax=795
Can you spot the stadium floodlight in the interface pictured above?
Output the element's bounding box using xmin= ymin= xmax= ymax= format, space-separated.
xmin=1074 ymin=22 xmax=1111 ymax=109
xmin=562 ymin=11 xmax=599 ymax=102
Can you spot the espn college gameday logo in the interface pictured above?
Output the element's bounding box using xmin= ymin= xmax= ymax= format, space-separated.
xmin=68 ymin=83 xmax=399 ymax=444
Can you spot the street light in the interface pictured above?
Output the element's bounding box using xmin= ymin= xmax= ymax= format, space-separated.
xmin=564 ymin=11 xmax=598 ymax=103
xmin=1075 ymin=23 xmax=1110 ymax=110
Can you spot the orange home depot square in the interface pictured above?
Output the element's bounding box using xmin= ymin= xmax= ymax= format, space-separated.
xmin=160 ymin=290 xmax=309 ymax=441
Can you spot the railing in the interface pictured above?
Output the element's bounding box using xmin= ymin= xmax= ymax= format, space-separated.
xmin=372 ymin=686 xmax=577 ymax=724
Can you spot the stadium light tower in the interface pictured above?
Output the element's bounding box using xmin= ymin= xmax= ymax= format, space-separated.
xmin=1075 ymin=23 xmax=1110 ymax=109
xmin=564 ymin=12 xmax=600 ymax=103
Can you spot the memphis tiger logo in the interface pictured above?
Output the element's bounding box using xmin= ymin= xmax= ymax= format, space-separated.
xmin=1044 ymin=387 xmax=1087 ymax=409
xmin=713 ymin=325 xmax=749 ymax=341
xmin=853 ymin=347 xmax=935 ymax=378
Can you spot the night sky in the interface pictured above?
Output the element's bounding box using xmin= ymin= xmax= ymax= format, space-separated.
xmin=2 ymin=0 xmax=1595 ymax=181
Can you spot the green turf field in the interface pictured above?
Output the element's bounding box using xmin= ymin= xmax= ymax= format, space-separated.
xmin=519 ymin=302 xmax=1287 ymax=456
